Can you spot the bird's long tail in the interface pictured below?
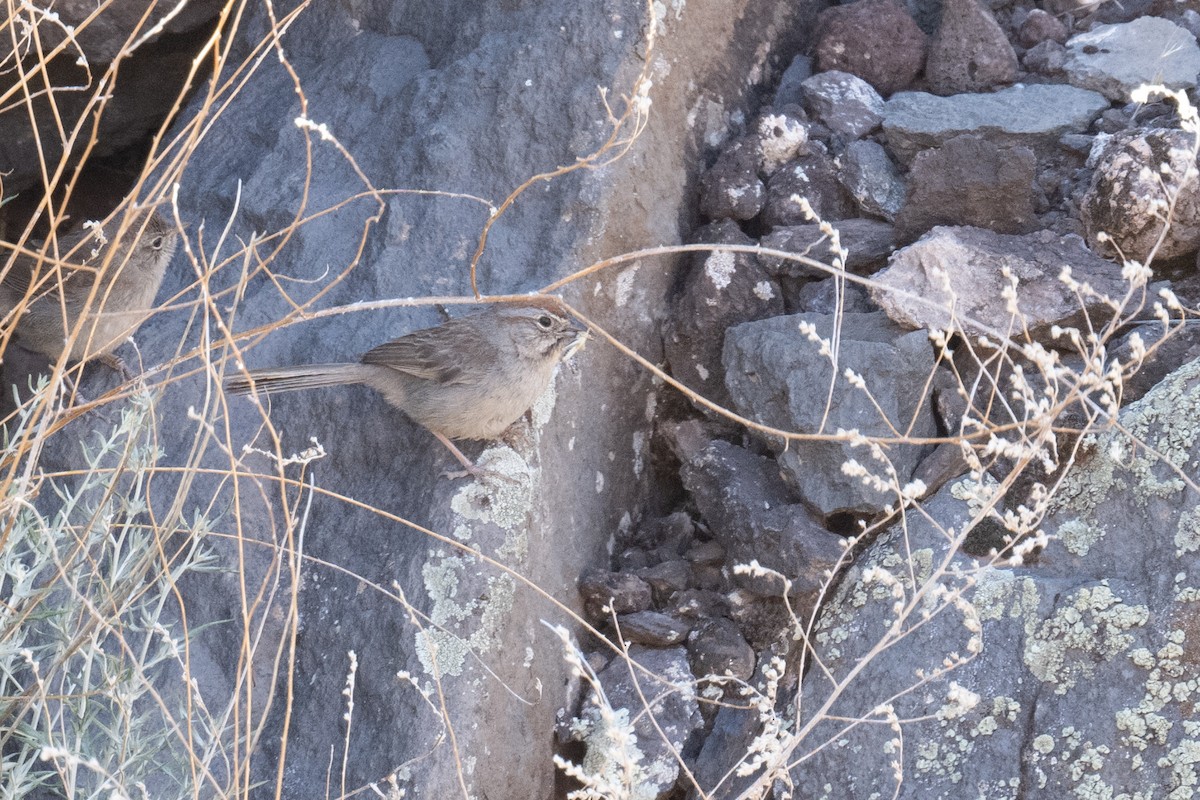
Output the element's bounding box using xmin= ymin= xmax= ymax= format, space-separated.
xmin=225 ymin=363 xmax=369 ymax=396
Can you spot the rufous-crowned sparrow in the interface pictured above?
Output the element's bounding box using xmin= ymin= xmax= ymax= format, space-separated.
xmin=225 ymin=300 xmax=587 ymax=475
xmin=0 ymin=207 xmax=179 ymax=372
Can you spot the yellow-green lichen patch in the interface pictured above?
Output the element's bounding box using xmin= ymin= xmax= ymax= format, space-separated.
xmin=914 ymin=739 xmax=963 ymax=784
xmin=1058 ymin=518 xmax=1106 ymax=557
xmin=416 ymin=551 xmax=517 ymax=678
xmin=1176 ymin=506 xmax=1200 ymax=557
xmin=913 ymin=692 xmax=1022 ymax=789
xmin=971 ymin=778 xmax=1020 ymax=799
xmin=1023 ymin=583 xmax=1149 ymax=694
xmin=1033 ymin=734 xmax=1055 ymax=754
xmin=1055 ymin=358 xmax=1200 ymax=522
xmin=973 ymin=569 xmax=1041 ymax=623
xmin=951 ymin=475 xmax=1002 ymax=520
xmin=450 ymin=445 xmax=535 ymax=532
xmin=1158 ymin=738 xmax=1200 ymax=800
xmin=1047 ymin=434 xmax=1122 ymax=519
xmin=813 ymin=535 xmax=922 ymax=661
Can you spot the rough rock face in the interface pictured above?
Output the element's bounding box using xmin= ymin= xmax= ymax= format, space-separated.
xmin=20 ymin=0 xmax=1200 ymax=793
xmin=723 ymin=312 xmax=937 ymax=518
xmin=895 ymin=135 xmax=1037 ymax=240
xmin=760 ymin=218 xmax=897 ymax=276
xmin=1082 ymin=128 xmax=1200 ymax=263
xmin=18 ymin=1 xmax=823 ymax=798
xmin=671 ymin=428 xmax=847 ymax=598
xmin=699 ymin=137 xmax=767 ymax=221
xmin=924 ymin=0 xmax=1018 ymax=95
xmin=1062 ymin=17 xmax=1200 ymax=102
xmin=871 ymin=226 xmax=1129 ymax=343
xmin=564 ymin=646 xmax=704 ymax=799
xmin=786 ymin=355 xmax=1200 ymax=799
xmin=761 ymin=149 xmax=856 ymax=228
xmin=0 ymin=3 xmax=223 ymax=203
xmin=838 ymin=140 xmax=907 ymax=222
xmin=800 ymin=71 xmax=886 ymax=139
xmin=1016 ymin=9 xmax=1069 ymax=47
xmin=663 ymin=222 xmax=785 ymax=409
xmin=815 ymin=0 xmax=928 ymax=96
xmin=882 ymin=84 xmax=1109 ymax=164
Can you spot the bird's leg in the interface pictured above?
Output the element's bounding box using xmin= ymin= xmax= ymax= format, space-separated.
xmin=96 ymin=352 xmax=134 ymax=382
xmin=434 ymin=431 xmax=516 ymax=483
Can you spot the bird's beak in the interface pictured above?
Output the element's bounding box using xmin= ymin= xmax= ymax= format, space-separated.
xmin=563 ymin=327 xmax=589 ymax=360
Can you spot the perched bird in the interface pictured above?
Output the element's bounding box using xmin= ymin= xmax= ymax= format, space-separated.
xmin=0 ymin=207 xmax=179 ymax=372
xmin=225 ymin=300 xmax=587 ymax=475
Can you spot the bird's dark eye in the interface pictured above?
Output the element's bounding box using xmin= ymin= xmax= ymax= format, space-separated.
xmin=536 ymin=315 xmax=554 ymax=329
xmin=150 ymin=235 xmax=165 ymax=250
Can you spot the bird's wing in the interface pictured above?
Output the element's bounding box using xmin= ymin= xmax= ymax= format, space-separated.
xmin=360 ymin=316 xmax=499 ymax=385
xmin=1 ymin=229 xmax=96 ymax=299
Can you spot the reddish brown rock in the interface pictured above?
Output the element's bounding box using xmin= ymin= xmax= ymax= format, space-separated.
xmin=924 ymin=0 xmax=1018 ymax=95
xmin=1017 ymin=8 xmax=1069 ymax=47
xmin=895 ymin=134 xmax=1037 ymax=241
xmin=816 ymin=0 xmax=928 ymax=96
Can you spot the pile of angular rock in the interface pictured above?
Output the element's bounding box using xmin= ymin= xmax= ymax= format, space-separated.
xmin=566 ymin=0 xmax=1200 ymax=796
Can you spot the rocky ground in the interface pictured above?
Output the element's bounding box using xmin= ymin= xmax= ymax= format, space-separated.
xmin=567 ymin=1 xmax=1200 ymax=797
xmin=7 ymin=0 xmax=1200 ymax=797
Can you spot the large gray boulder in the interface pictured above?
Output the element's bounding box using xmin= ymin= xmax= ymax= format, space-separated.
xmin=24 ymin=1 xmax=823 ymax=797
xmin=723 ymin=311 xmax=937 ymax=519
xmin=785 ymin=355 xmax=1200 ymax=798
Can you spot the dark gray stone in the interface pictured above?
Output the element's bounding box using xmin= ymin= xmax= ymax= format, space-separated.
xmin=774 ymin=55 xmax=815 ymax=108
xmin=690 ymin=642 xmax=794 ymax=799
xmin=685 ymin=539 xmax=727 ymax=566
xmin=1058 ymin=133 xmax=1095 ymax=155
xmin=838 ymin=139 xmax=906 ymax=221
xmin=882 ymin=84 xmax=1110 ymax=164
xmin=671 ymin=589 xmax=733 ymax=620
xmin=895 ymin=134 xmax=1037 ymax=241
xmin=1022 ymin=40 xmax=1068 ymax=76
xmin=910 ymin=440 xmax=969 ymax=497
xmin=800 ymin=71 xmax=885 ymax=139
xmin=638 ymin=559 xmax=694 ymax=600
xmin=579 ymin=570 xmax=655 ymax=620
xmin=761 ymin=150 xmax=855 ymax=228
xmin=667 ymin=420 xmax=848 ymax=594
xmin=723 ymin=312 xmax=938 ymax=517
xmin=795 ymin=276 xmax=874 ymax=314
xmin=617 ymin=611 xmax=693 ymax=646
xmin=760 ymin=219 xmax=897 ymax=277
xmin=663 ymin=221 xmax=784 ymax=409
xmin=1109 ymin=321 xmax=1200 ymax=405
xmin=924 ymin=0 xmax=1018 ymax=95
xmin=688 ymin=618 xmax=757 ymax=681
xmin=1063 ymin=18 xmax=1200 ymax=101
xmin=617 ymin=547 xmax=652 ymax=571
xmin=872 ymin=226 xmax=1129 ymax=344
xmin=699 ymin=136 xmax=767 ymax=221
xmin=1017 ymin=8 xmax=1069 ymax=47
xmin=641 ymin=512 xmax=699 ymax=554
